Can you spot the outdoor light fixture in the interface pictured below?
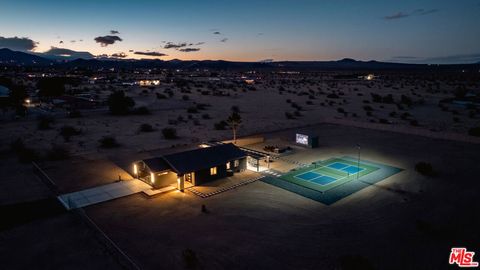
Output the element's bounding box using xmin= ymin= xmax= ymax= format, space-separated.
xmin=150 ymin=172 xmax=155 ymax=184
xmin=133 ymin=164 xmax=138 ymax=176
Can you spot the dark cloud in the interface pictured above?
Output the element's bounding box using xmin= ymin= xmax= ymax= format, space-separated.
xmin=94 ymin=35 xmax=122 ymax=46
xmin=164 ymin=42 xmax=188 ymax=49
xmin=195 ymin=42 xmax=205 ymax=45
xmin=220 ymin=38 xmax=228 ymax=43
xmin=384 ymin=8 xmax=438 ymax=20
xmin=134 ymin=51 xmax=167 ymax=57
xmin=259 ymin=59 xmax=274 ymax=63
xmin=128 ymin=49 xmax=134 ymax=52
xmin=414 ymin=9 xmax=438 ymax=15
xmin=110 ymin=30 xmax=120 ymax=34
xmin=390 ymin=56 xmax=420 ymax=60
xmin=0 ymin=36 xmax=37 ymax=51
xmin=42 ymin=47 xmax=95 ymax=59
xmin=213 ymin=31 xmax=221 ymax=35
xmin=111 ymin=52 xmax=127 ymax=58
xmin=179 ymin=48 xmax=200 ymax=52
xmin=70 ymin=40 xmax=76 ymax=43
xmin=384 ymin=12 xmax=410 ymax=20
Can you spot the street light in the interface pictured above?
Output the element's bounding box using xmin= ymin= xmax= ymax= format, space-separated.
xmin=356 ymin=144 xmax=361 ymax=180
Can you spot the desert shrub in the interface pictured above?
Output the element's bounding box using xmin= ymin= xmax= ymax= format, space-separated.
xmin=156 ymin=93 xmax=167 ymax=99
xmin=107 ymin=91 xmax=135 ymax=115
xmin=187 ymin=107 xmax=198 ymax=113
xmin=285 ymin=112 xmax=295 ymax=119
xmin=201 ymin=113 xmax=211 ymax=119
xmin=139 ymin=123 xmax=154 ymax=132
xmin=182 ymin=248 xmax=198 ymax=269
xmin=410 ymin=120 xmax=419 ymax=126
xmin=67 ymin=110 xmax=82 ymax=118
xmin=468 ymin=127 xmax=480 ymax=137
xmin=327 ymin=93 xmax=339 ymax=99
xmin=10 ymin=138 xmax=39 ymax=162
xmin=337 ymin=108 xmax=345 ymax=113
xmin=415 ymin=162 xmax=436 ymax=177
xmin=46 ymin=145 xmax=70 ymax=160
xmin=379 ymin=118 xmax=391 ymax=124
xmin=37 ymin=115 xmax=54 ymax=130
xmin=59 ymin=125 xmax=81 ymax=142
xmin=98 ymin=136 xmax=120 ymax=148
xmin=231 ymin=105 xmax=240 ymax=113
xmin=294 ymin=110 xmax=302 ymax=117
xmin=214 ymin=120 xmax=228 ymax=130
xmin=131 ymin=106 xmax=151 ymax=115
xmin=162 ymin=128 xmax=177 ymax=139
xmin=363 ymin=105 xmax=373 ymax=112
xmin=339 ymin=255 xmax=374 ymax=270
xmin=196 ymin=103 xmax=210 ymax=110
xmin=182 ymin=95 xmax=189 ymax=101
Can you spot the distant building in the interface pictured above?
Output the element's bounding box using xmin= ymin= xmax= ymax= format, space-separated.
xmin=137 ymin=80 xmax=160 ymax=86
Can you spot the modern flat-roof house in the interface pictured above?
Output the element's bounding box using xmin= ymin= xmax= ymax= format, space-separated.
xmin=133 ymin=143 xmax=248 ymax=191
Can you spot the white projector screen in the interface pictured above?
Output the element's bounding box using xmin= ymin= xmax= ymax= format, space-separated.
xmin=296 ymin=133 xmax=308 ymax=145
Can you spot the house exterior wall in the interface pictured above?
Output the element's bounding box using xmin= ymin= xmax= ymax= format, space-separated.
xmin=193 ymin=157 xmax=247 ymax=185
xmin=152 ymin=171 xmax=177 ymax=188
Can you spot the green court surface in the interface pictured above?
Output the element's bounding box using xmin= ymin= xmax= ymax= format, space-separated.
xmin=262 ymin=156 xmax=403 ymax=205
xmin=280 ymin=157 xmax=379 ymax=193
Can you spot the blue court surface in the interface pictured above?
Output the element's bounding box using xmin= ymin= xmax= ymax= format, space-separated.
xmin=327 ymin=162 xmax=349 ymax=170
xmin=295 ymin=171 xmax=340 ymax=186
xmin=327 ymin=162 xmax=364 ymax=174
xmin=296 ymin=171 xmax=322 ymax=181
xmin=310 ymin=175 xmax=337 ymax=185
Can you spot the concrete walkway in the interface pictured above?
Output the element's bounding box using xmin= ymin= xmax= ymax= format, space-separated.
xmin=58 ymin=180 xmax=152 ymax=210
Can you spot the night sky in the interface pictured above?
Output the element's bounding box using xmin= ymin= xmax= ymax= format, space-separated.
xmin=1 ymin=0 xmax=479 ymax=63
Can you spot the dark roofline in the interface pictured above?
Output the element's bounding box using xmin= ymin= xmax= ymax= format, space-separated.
xmin=144 ymin=143 xmax=247 ymax=175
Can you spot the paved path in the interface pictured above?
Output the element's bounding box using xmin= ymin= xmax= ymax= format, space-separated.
xmin=58 ymin=180 xmax=152 ymax=210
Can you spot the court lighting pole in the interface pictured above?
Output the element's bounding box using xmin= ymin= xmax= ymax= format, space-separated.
xmin=356 ymin=144 xmax=361 ymax=180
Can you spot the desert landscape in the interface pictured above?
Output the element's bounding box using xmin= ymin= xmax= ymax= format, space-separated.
xmin=1 ymin=1 xmax=480 ymax=269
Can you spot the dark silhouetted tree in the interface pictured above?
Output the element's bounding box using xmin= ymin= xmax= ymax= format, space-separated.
xmin=226 ymin=111 xmax=242 ymax=143
xmin=107 ymin=91 xmax=135 ymax=115
xmin=37 ymin=77 xmax=66 ymax=97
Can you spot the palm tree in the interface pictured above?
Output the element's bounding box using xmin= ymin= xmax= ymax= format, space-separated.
xmin=226 ymin=111 xmax=242 ymax=144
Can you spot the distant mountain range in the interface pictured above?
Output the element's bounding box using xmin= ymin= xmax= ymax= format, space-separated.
xmin=1 ymin=48 xmax=479 ymax=71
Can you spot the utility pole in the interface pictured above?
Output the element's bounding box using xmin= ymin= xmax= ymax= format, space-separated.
xmin=356 ymin=144 xmax=361 ymax=180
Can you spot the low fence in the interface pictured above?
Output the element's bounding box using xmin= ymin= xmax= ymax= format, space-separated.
xmin=222 ymin=135 xmax=265 ymax=146
xmin=32 ymin=161 xmax=58 ymax=194
xmin=72 ymin=207 xmax=141 ymax=270
xmin=32 ymin=161 xmax=141 ymax=270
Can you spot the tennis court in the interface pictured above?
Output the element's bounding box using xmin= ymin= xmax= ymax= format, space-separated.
xmin=281 ymin=157 xmax=379 ymax=193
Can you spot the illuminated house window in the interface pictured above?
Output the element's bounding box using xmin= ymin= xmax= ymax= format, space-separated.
xmin=234 ymin=160 xmax=239 ymax=167
xmin=226 ymin=162 xmax=231 ymax=170
xmin=210 ymin=167 xmax=217 ymax=175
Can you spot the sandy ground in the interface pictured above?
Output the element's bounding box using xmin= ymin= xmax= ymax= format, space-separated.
xmin=1 ymin=73 xmax=479 ymax=160
xmin=0 ymin=156 xmax=123 ymax=269
xmin=1 ymin=72 xmax=479 ymax=269
xmin=81 ymin=123 xmax=480 ymax=270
